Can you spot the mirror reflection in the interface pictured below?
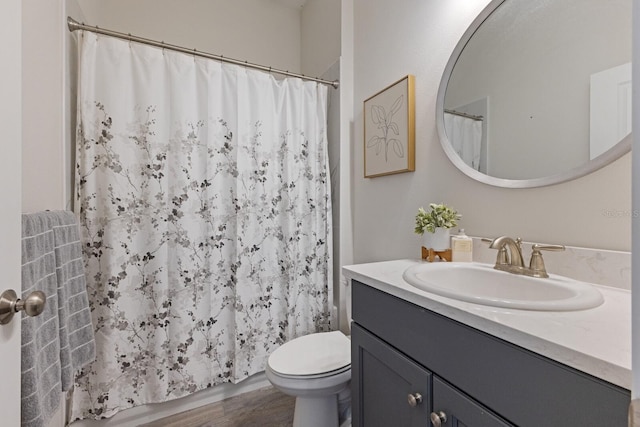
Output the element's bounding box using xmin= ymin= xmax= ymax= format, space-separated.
xmin=443 ymin=0 xmax=631 ymax=181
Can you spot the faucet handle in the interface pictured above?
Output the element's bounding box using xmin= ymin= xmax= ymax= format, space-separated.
xmin=529 ymin=244 xmax=565 ymax=278
xmin=532 ymin=244 xmax=565 ymax=252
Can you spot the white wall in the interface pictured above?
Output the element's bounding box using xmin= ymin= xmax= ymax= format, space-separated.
xmin=351 ymin=0 xmax=631 ymax=265
xmin=22 ymin=0 xmax=67 ymax=212
xmin=299 ymin=0 xmax=345 ymax=329
xmin=65 ymin=0 xmax=85 ymax=212
xmin=76 ymin=0 xmax=302 ymax=74
xmin=339 ymin=0 xmax=355 ymax=333
xmin=301 ymin=0 xmax=341 ymax=77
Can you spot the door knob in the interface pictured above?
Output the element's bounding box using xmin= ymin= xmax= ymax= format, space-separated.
xmin=0 ymin=289 xmax=46 ymax=325
xmin=430 ymin=411 xmax=447 ymax=427
xmin=407 ymin=392 xmax=423 ymax=407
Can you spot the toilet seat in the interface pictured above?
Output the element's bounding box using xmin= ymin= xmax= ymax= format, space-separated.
xmin=270 ymin=363 xmax=351 ymax=380
xmin=268 ymin=331 xmax=351 ymax=378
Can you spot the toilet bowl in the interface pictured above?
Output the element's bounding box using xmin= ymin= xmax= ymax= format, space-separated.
xmin=265 ymin=330 xmax=351 ymax=427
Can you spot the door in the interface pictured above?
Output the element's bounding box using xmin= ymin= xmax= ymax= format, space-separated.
xmin=352 ymin=324 xmax=432 ymax=427
xmin=0 ymin=0 xmax=24 ymax=425
xmin=589 ymin=62 xmax=632 ymax=159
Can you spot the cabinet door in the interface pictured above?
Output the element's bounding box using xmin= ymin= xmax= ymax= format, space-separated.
xmin=432 ymin=378 xmax=513 ymax=427
xmin=352 ymin=323 xmax=432 ymax=427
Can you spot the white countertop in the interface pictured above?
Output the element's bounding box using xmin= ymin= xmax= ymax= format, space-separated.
xmin=343 ymin=259 xmax=631 ymax=390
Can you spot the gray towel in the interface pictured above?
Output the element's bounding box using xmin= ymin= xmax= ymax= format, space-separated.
xmin=21 ymin=211 xmax=96 ymax=427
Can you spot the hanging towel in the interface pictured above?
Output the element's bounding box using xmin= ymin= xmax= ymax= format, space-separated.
xmin=21 ymin=213 xmax=61 ymax=427
xmin=21 ymin=211 xmax=96 ymax=427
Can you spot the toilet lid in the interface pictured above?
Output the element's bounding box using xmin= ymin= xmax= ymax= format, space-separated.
xmin=268 ymin=331 xmax=351 ymax=376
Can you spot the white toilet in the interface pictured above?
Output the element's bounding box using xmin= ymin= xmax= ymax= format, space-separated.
xmin=265 ymin=330 xmax=352 ymax=427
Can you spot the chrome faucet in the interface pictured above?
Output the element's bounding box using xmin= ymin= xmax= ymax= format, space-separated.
xmin=486 ymin=236 xmax=565 ymax=278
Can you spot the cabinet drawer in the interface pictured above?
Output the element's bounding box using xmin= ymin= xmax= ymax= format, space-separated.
xmin=352 ymin=281 xmax=630 ymax=426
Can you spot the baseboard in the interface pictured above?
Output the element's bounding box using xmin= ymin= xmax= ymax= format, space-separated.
xmin=69 ymin=372 xmax=270 ymax=427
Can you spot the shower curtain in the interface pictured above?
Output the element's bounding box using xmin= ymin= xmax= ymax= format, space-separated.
xmin=444 ymin=112 xmax=483 ymax=171
xmin=72 ymin=32 xmax=333 ymax=420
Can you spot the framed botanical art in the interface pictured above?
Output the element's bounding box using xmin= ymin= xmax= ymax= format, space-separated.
xmin=364 ymin=75 xmax=415 ymax=178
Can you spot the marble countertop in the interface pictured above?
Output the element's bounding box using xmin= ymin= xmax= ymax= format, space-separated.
xmin=343 ymin=259 xmax=631 ymax=390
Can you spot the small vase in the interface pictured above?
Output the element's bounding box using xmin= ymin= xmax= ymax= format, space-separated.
xmin=422 ymin=227 xmax=451 ymax=251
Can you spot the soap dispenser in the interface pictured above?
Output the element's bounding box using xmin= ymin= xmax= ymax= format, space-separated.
xmin=451 ymin=229 xmax=473 ymax=262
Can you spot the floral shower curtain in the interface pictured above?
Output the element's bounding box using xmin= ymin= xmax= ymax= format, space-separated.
xmin=444 ymin=112 xmax=483 ymax=171
xmin=72 ymin=32 xmax=333 ymax=420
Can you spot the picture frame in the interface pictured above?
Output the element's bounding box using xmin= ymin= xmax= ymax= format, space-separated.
xmin=364 ymin=75 xmax=415 ymax=178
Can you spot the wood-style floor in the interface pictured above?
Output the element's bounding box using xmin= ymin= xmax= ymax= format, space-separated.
xmin=139 ymin=386 xmax=295 ymax=427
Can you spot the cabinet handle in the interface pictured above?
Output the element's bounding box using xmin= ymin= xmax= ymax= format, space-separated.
xmin=407 ymin=392 xmax=423 ymax=407
xmin=430 ymin=411 xmax=447 ymax=427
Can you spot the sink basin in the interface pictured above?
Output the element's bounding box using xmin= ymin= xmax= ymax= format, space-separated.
xmin=402 ymin=262 xmax=604 ymax=311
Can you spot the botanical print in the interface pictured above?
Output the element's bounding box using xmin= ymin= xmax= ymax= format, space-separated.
xmin=364 ymin=75 xmax=415 ymax=178
xmin=367 ymin=94 xmax=405 ymax=162
xmin=72 ymin=33 xmax=332 ymax=420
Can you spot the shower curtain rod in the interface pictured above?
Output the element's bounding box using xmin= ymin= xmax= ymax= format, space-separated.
xmin=67 ymin=17 xmax=340 ymax=89
xmin=444 ymin=109 xmax=484 ymax=121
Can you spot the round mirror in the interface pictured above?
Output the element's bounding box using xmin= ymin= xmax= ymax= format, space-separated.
xmin=436 ymin=0 xmax=631 ymax=188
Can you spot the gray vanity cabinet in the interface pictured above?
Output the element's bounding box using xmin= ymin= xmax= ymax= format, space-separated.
xmin=351 ymin=280 xmax=630 ymax=427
